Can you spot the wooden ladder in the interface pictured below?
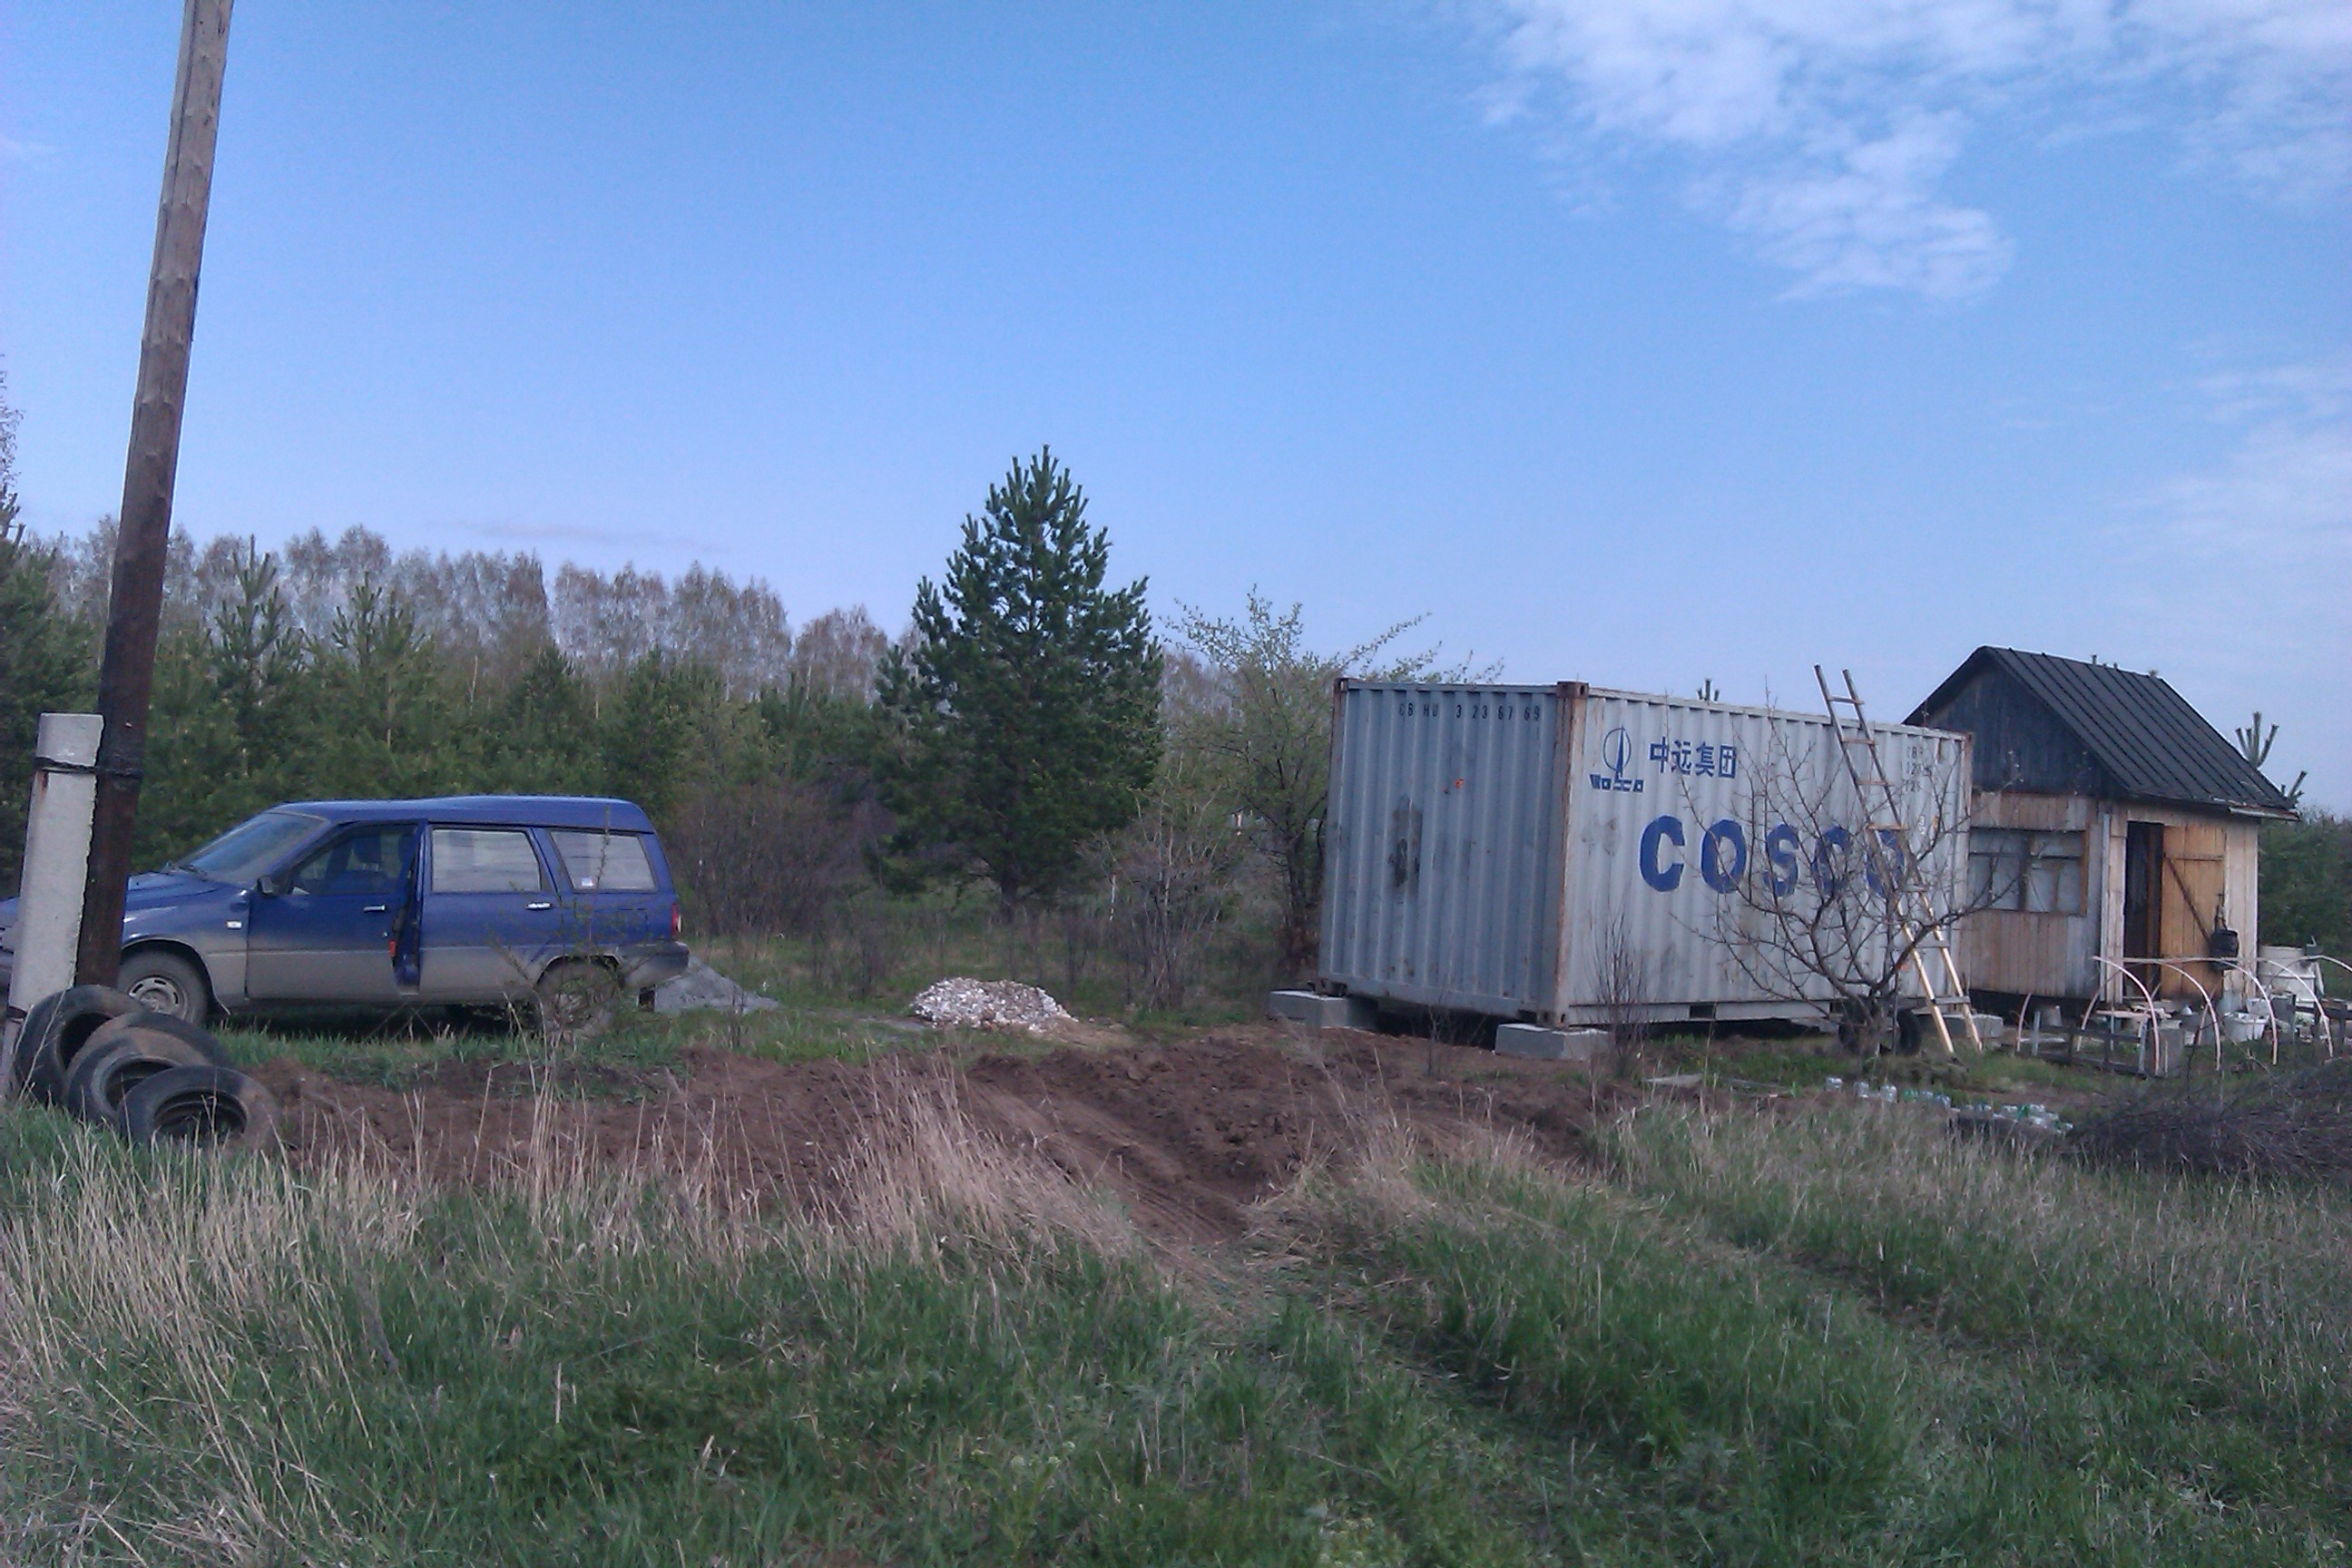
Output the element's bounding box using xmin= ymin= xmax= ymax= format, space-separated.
xmin=1816 ymin=666 xmax=1984 ymax=1055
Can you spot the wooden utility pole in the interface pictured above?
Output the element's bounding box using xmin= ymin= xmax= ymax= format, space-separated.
xmin=75 ymin=0 xmax=235 ymax=986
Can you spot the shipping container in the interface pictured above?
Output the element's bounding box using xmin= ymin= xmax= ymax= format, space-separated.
xmin=1318 ymin=682 xmax=1973 ymax=1025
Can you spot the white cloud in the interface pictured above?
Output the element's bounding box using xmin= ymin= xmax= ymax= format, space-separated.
xmin=2102 ymin=353 xmax=2352 ymax=806
xmin=2152 ymin=358 xmax=2351 ymax=585
xmin=1465 ymin=0 xmax=2352 ymax=295
xmin=1721 ymin=113 xmax=2011 ymax=298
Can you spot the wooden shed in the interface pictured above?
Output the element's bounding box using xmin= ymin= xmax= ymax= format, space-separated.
xmin=1907 ymin=648 xmax=2298 ymax=1012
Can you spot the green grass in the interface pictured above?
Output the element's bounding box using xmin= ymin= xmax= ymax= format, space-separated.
xmin=211 ymin=1010 xmax=682 ymax=1088
xmin=210 ymin=910 xmax=1279 ymax=1093
xmin=0 ymin=1096 xmax=1553 ymax=1566
xmin=1646 ymin=1032 xmax=2127 ymax=1107
xmin=7 ymin=1073 xmax=2347 ymax=1564
xmin=691 ymin=898 xmax=1280 ymax=1036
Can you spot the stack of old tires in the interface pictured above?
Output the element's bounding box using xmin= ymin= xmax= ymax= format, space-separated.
xmin=9 ymin=985 xmax=278 ymax=1147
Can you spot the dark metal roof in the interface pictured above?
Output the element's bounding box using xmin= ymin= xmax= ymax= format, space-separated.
xmin=1909 ymin=648 xmax=2297 ymax=817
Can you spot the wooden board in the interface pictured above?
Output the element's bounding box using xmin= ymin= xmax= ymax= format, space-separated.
xmin=2157 ymin=819 xmax=2226 ymax=1000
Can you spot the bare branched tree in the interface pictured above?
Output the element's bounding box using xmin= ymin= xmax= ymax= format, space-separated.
xmin=667 ymin=778 xmax=884 ymax=936
xmin=788 ymin=606 xmax=890 ymax=701
xmin=1173 ymin=590 xmax=1482 ymax=977
xmin=1704 ymin=717 xmax=1984 ymax=1056
xmin=2236 ymin=710 xmax=2306 ymax=808
xmin=1097 ymin=753 xmax=1248 ymax=1010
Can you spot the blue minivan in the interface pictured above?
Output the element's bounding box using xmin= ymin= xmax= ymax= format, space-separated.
xmin=0 ymin=796 xmax=690 ymax=1033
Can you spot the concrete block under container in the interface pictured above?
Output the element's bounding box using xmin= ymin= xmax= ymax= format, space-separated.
xmin=1494 ymin=1024 xmax=1605 ymax=1063
xmin=1266 ymin=990 xmax=1377 ymax=1032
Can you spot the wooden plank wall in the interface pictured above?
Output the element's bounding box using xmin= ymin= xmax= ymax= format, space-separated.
xmin=2092 ymin=802 xmax=2260 ymax=1006
xmin=1962 ymin=793 xmax=2259 ymax=1006
xmin=1963 ymin=791 xmax=2102 ymax=998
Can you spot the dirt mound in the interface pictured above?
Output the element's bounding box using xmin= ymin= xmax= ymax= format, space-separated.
xmin=249 ymin=1029 xmax=1615 ymax=1243
xmin=962 ymin=1034 xmax=1600 ymax=1240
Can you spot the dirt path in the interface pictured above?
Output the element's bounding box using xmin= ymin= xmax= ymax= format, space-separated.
xmin=250 ymin=1027 xmax=1614 ymax=1243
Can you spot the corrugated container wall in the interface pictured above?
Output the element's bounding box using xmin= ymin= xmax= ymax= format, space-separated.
xmin=1318 ymin=682 xmax=1973 ymax=1024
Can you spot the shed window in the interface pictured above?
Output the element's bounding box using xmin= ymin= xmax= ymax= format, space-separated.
xmin=551 ymin=830 xmax=658 ymax=893
xmin=1970 ymin=828 xmax=2083 ymax=915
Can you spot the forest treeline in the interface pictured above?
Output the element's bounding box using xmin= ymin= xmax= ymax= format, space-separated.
xmin=1 ymin=431 xmax=1451 ymax=1003
xmin=5 ymin=512 xmax=895 ymax=877
xmin=4 ymin=395 xmax=2342 ymax=995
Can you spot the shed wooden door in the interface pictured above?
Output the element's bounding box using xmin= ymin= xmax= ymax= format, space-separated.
xmin=2159 ymin=820 xmax=2227 ymax=999
xmin=2123 ymin=821 xmax=2161 ymax=995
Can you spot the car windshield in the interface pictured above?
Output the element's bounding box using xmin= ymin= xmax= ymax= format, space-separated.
xmin=169 ymin=809 xmax=327 ymax=884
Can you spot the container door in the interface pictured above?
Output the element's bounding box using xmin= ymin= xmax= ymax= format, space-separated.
xmin=246 ymin=823 xmax=417 ymax=1003
xmin=1318 ymin=685 xmax=1566 ymax=1014
xmin=419 ymin=826 xmax=565 ymax=1002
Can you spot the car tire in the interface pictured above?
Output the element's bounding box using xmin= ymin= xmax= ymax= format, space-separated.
xmin=63 ymin=1027 xmax=220 ymax=1127
xmin=71 ymin=1008 xmax=229 ymax=1082
xmin=118 ymin=1064 xmax=279 ymax=1149
xmin=116 ymin=948 xmax=212 ymax=1026
xmin=13 ymin=984 xmax=142 ymax=1103
xmin=6 ymin=988 xmax=74 ymax=1101
xmin=535 ymin=960 xmax=620 ymax=1044
xmin=96 ymin=1008 xmax=229 ymax=1065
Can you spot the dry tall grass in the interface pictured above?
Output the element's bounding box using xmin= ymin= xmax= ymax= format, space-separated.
xmin=0 ymin=1143 xmax=408 ymax=1560
xmin=2070 ymin=1060 xmax=2352 ymax=1181
xmin=0 ymin=1069 xmax=1132 ymax=1565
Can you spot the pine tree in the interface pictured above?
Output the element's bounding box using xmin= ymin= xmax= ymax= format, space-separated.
xmin=495 ymin=643 xmax=600 ymax=793
xmin=597 ymin=652 xmax=724 ymax=823
xmin=0 ymin=377 xmax=95 ymax=893
xmin=316 ymin=578 xmax=452 ymax=798
xmin=877 ymin=449 xmax=1160 ymax=908
xmin=206 ymin=541 xmax=309 ymax=788
xmin=135 ymin=627 xmax=246 ymax=865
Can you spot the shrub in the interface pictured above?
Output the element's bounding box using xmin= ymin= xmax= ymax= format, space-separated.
xmin=665 ymin=777 xmax=884 ymax=937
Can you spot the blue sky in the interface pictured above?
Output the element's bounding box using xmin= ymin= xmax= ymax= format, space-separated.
xmin=4 ymin=2 xmax=2345 ymax=803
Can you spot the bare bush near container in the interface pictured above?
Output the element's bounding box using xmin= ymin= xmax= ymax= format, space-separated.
xmin=1099 ymin=755 xmax=1248 ymax=1011
xmin=1707 ymin=719 xmax=1985 ymax=1056
xmin=668 ymin=778 xmax=881 ymax=937
xmin=1056 ymin=897 xmax=1106 ymax=1000
xmin=1597 ymin=914 xmax=1651 ymax=1083
xmin=848 ymin=896 xmax=902 ymax=999
xmin=815 ymin=891 xmax=903 ymax=1000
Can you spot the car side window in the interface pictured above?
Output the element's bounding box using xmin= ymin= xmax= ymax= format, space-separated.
xmin=430 ymin=828 xmax=546 ymax=894
xmin=288 ymin=826 xmax=413 ymax=897
xmin=549 ymin=830 xmax=658 ymax=893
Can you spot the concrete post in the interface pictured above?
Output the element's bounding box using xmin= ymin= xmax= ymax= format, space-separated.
xmin=2 ymin=714 xmax=105 ymax=1095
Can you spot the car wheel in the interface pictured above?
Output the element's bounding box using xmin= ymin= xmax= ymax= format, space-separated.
xmin=535 ymin=960 xmax=620 ymax=1044
xmin=117 ymin=949 xmax=211 ymax=1025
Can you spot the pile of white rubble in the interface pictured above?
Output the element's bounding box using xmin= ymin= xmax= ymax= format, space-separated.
xmin=908 ymin=977 xmax=1072 ymax=1034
